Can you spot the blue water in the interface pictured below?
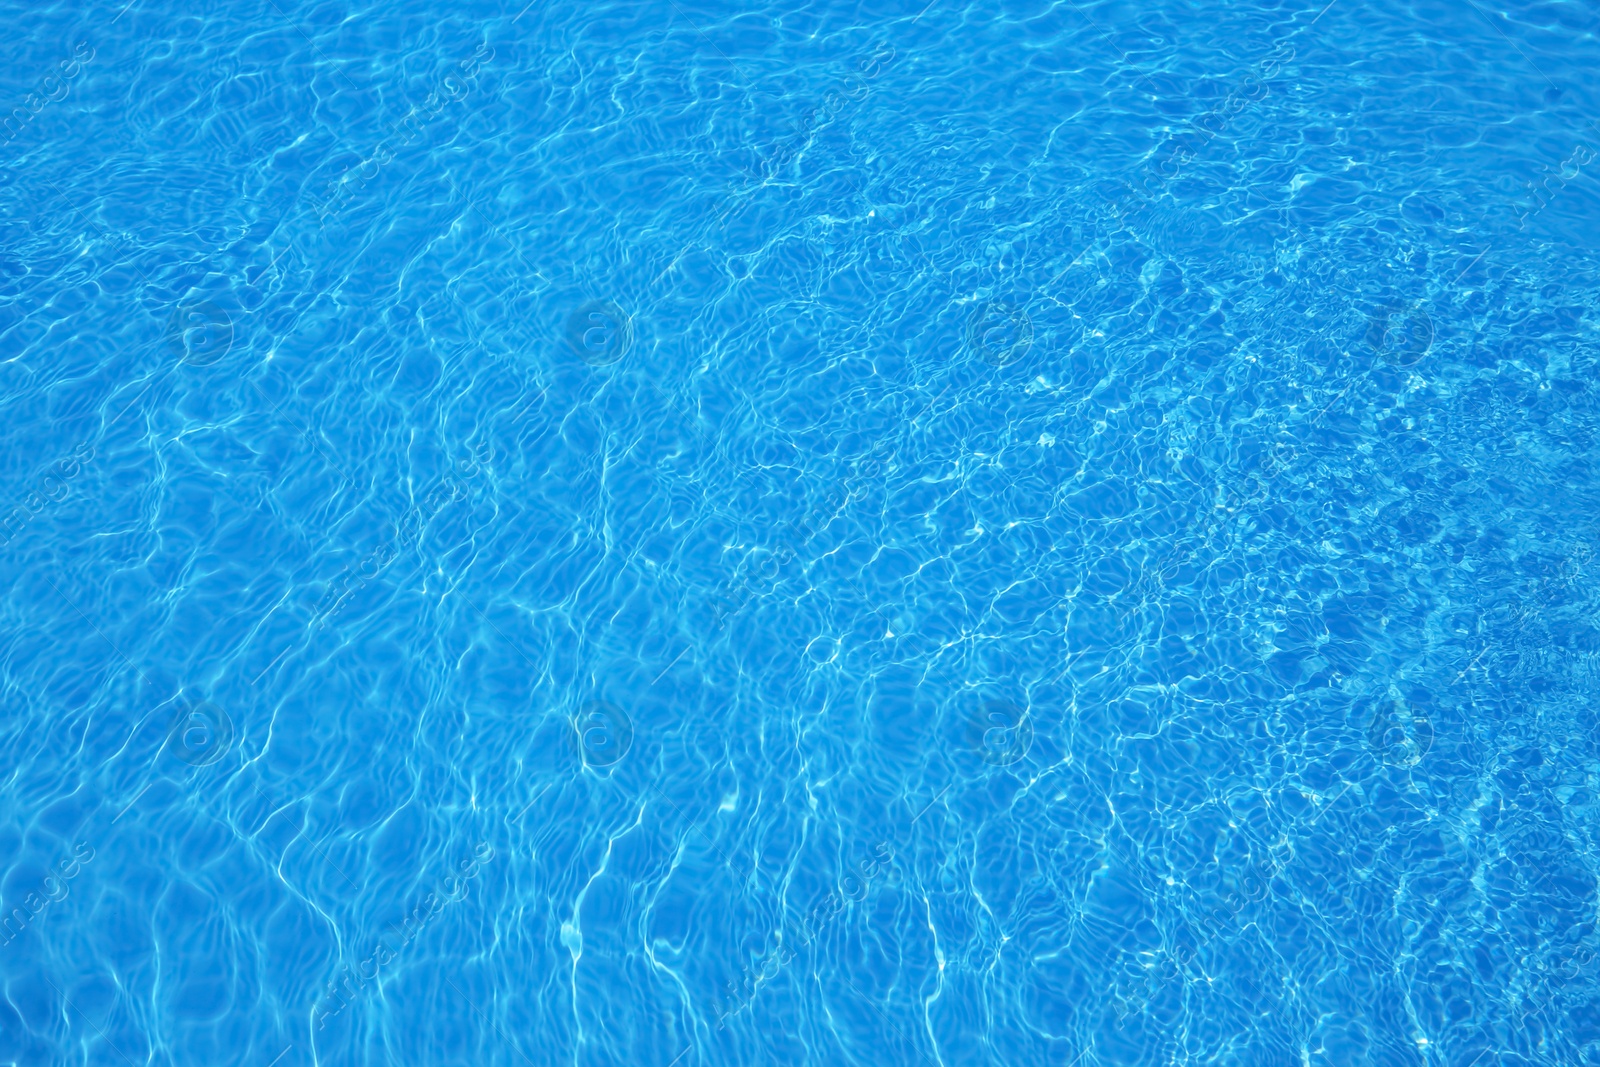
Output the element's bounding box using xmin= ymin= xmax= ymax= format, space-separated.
xmin=2 ymin=0 xmax=1599 ymax=1063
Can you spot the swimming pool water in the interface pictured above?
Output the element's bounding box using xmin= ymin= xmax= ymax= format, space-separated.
xmin=2 ymin=0 xmax=1599 ymax=1064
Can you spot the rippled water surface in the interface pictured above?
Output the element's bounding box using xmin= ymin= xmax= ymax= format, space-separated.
xmin=3 ymin=0 xmax=1600 ymax=1064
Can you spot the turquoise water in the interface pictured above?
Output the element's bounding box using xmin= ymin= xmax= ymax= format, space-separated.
xmin=2 ymin=0 xmax=1599 ymax=1063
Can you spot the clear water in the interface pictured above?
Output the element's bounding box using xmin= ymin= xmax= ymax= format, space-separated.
xmin=2 ymin=0 xmax=1598 ymax=1064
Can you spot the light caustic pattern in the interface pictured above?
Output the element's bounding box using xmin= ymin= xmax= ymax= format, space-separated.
xmin=1 ymin=0 xmax=1599 ymax=1066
